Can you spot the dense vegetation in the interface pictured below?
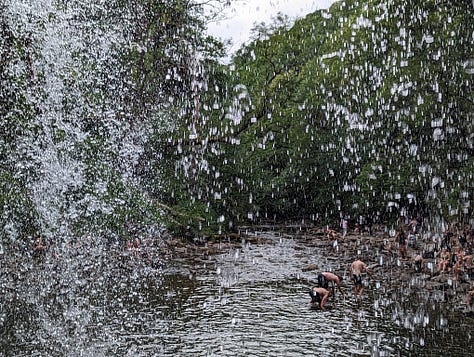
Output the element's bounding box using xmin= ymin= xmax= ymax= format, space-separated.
xmin=1 ymin=0 xmax=473 ymax=246
xmin=215 ymin=0 xmax=474 ymax=228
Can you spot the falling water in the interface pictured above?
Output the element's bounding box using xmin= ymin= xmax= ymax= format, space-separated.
xmin=3 ymin=229 xmax=474 ymax=355
xmin=1 ymin=0 xmax=473 ymax=356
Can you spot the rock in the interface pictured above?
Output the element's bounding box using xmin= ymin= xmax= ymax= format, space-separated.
xmin=302 ymin=263 xmax=318 ymax=272
xmin=424 ymin=280 xmax=448 ymax=291
xmin=399 ymin=272 xmax=412 ymax=281
xmin=430 ymin=274 xmax=450 ymax=284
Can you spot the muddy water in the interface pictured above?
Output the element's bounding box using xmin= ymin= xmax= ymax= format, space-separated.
xmin=2 ymin=230 xmax=474 ymax=356
xmin=104 ymin=230 xmax=474 ymax=356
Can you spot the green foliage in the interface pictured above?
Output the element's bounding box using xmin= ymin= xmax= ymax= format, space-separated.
xmin=1 ymin=0 xmax=230 ymax=243
xmin=0 ymin=170 xmax=39 ymax=243
xmin=0 ymin=14 xmax=42 ymax=244
xmin=2 ymin=0 xmax=473 ymax=244
xmin=189 ymin=0 xmax=474 ymax=227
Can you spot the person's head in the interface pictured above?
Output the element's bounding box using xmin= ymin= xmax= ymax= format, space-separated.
xmin=336 ymin=274 xmax=344 ymax=283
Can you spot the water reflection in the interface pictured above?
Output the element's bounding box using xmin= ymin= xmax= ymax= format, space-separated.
xmin=2 ymin=230 xmax=474 ymax=356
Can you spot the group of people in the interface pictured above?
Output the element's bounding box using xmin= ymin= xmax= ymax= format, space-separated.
xmin=436 ymin=246 xmax=473 ymax=276
xmin=402 ymin=223 xmax=474 ymax=278
xmin=308 ymin=259 xmax=372 ymax=309
xmin=312 ymin=218 xmax=474 ymax=309
xmin=382 ymin=219 xmax=474 ymax=273
xmin=339 ymin=214 xmax=375 ymax=238
xmin=434 ymin=225 xmax=474 ymax=282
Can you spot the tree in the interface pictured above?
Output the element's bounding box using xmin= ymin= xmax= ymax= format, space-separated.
xmin=0 ymin=0 xmax=230 ymax=243
xmin=314 ymin=0 xmax=474 ymax=222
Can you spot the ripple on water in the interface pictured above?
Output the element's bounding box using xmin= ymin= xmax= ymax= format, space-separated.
xmin=6 ymin=231 xmax=474 ymax=356
xmin=96 ymin=232 xmax=473 ymax=356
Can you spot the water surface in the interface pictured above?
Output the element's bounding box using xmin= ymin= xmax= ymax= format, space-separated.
xmin=2 ymin=230 xmax=474 ymax=356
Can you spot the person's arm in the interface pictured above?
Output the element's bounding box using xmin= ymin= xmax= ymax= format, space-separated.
xmin=364 ymin=265 xmax=373 ymax=279
xmin=393 ymin=232 xmax=399 ymax=242
xmin=336 ymin=282 xmax=345 ymax=297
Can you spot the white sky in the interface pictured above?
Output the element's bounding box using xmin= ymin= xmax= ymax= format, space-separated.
xmin=207 ymin=0 xmax=337 ymax=55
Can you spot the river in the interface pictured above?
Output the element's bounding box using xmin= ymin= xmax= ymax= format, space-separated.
xmin=2 ymin=229 xmax=474 ymax=356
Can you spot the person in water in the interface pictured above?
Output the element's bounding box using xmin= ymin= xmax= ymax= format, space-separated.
xmin=326 ymin=226 xmax=338 ymax=240
xmin=308 ymin=287 xmax=330 ymax=309
xmin=317 ymin=272 xmax=345 ymax=298
xmin=348 ymin=259 xmax=373 ymax=298
xmin=437 ymin=248 xmax=452 ymax=273
xmin=465 ymin=287 xmax=474 ymax=306
xmin=413 ymin=252 xmax=424 ymax=273
xmin=33 ymin=236 xmax=47 ymax=259
xmin=394 ymin=229 xmax=407 ymax=259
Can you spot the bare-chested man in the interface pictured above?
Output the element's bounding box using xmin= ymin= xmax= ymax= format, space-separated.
xmin=348 ymin=259 xmax=372 ymax=298
xmin=463 ymin=254 xmax=473 ymax=269
xmin=438 ymin=248 xmax=452 ymax=273
xmin=308 ymin=287 xmax=330 ymax=310
xmin=465 ymin=287 xmax=474 ymax=306
xmin=33 ymin=236 xmax=47 ymax=259
xmin=317 ymin=272 xmax=345 ymax=298
xmin=394 ymin=229 xmax=407 ymax=259
xmin=453 ymin=247 xmax=466 ymax=278
xmin=413 ymin=252 xmax=424 ymax=273
xmin=326 ymin=227 xmax=338 ymax=240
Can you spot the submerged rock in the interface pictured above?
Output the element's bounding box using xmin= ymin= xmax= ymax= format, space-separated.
xmin=302 ymin=263 xmax=318 ymax=272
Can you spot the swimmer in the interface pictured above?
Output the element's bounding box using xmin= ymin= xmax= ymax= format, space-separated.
xmin=414 ymin=252 xmax=423 ymax=273
xmin=465 ymin=289 xmax=474 ymax=306
xmin=438 ymin=249 xmax=452 ymax=273
xmin=348 ymin=259 xmax=373 ymax=298
xmin=318 ymin=272 xmax=345 ymax=298
xmin=326 ymin=227 xmax=338 ymax=240
xmin=308 ymin=287 xmax=330 ymax=310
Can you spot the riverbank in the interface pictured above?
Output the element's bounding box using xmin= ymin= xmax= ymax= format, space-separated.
xmin=6 ymin=225 xmax=474 ymax=356
xmin=297 ymin=226 xmax=474 ymax=313
xmin=164 ymin=224 xmax=474 ymax=314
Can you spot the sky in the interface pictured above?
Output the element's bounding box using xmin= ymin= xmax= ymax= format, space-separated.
xmin=207 ymin=0 xmax=337 ymax=55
